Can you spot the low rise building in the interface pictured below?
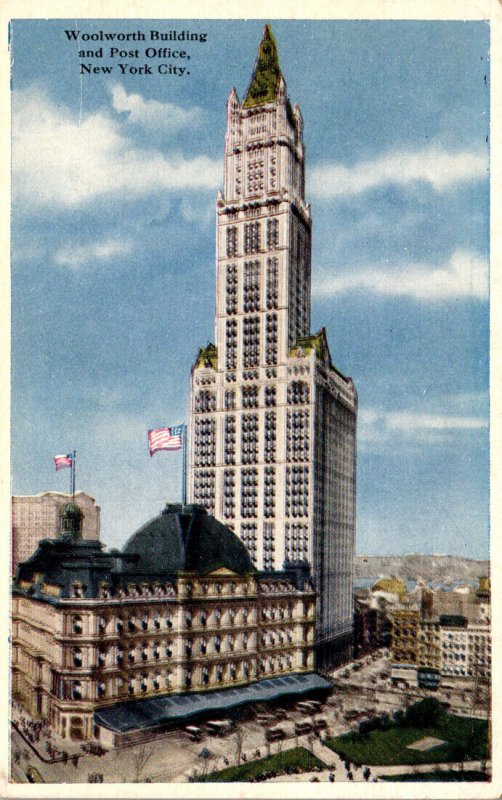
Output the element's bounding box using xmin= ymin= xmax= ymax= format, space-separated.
xmin=12 ymin=502 xmax=322 ymax=746
xmin=390 ymin=581 xmax=491 ymax=689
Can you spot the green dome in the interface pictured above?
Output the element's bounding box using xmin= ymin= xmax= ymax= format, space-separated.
xmin=60 ymin=502 xmax=83 ymax=519
xmin=123 ymin=504 xmax=254 ymax=576
xmin=60 ymin=502 xmax=84 ymax=537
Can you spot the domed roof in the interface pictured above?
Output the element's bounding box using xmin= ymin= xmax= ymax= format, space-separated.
xmin=60 ymin=502 xmax=83 ymax=519
xmin=123 ymin=504 xmax=255 ymax=576
xmin=372 ymin=576 xmax=407 ymax=597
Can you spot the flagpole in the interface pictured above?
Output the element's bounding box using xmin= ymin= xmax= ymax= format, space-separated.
xmin=182 ymin=424 xmax=187 ymax=505
xmin=72 ymin=451 xmax=76 ymax=502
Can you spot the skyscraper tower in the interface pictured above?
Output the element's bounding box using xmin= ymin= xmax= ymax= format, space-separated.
xmin=189 ymin=25 xmax=357 ymax=666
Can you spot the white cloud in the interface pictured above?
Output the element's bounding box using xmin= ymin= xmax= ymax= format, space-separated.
xmin=109 ymin=84 xmax=202 ymax=131
xmin=55 ymin=238 xmax=132 ymax=268
xmin=313 ymin=250 xmax=488 ymax=302
xmin=310 ymin=146 xmax=488 ymax=199
xmin=359 ymin=404 xmax=488 ymax=449
xmin=12 ymin=87 xmax=220 ymax=208
xmin=385 ymin=411 xmax=488 ymax=432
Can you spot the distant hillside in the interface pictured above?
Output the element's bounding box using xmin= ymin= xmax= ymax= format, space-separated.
xmin=355 ymin=554 xmax=489 ymax=583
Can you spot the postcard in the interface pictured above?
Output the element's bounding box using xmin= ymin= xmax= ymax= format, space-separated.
xmin=1 ymin=1 xmax=500 ymax=797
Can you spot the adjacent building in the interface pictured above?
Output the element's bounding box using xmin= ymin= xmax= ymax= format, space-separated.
xmin=12 ymin=502 xmax=322 ymax=746
xmin=12 ymin=491 xmax=100 ymax=574
xmin=390 ymin=580 xmax=491 ymax=690
xmin=188 ymin=25 xmax=357 ymax=668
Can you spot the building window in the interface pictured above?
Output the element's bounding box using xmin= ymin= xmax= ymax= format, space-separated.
xmin=285 ymin=522 xmax=309 ymax=561
xmin=242 ymin=385 xmax=259 ymax=409
xmin=264 ymin=411 xmax=276 ymax=463
xmin=242 ymin=415 xmax=259 ymax=465
xmin=266 ymin=257 xmax=279 ymax=309
xmin=73 ymin=648 xmax=82 ymax=668
xmin=224 ymin=415 xmax=236 ymax=464
xmin=225 ymin=390 xmax=236 ymax=410
xmin=72 ymin=616 xmax=83 ymax=635
xmin=267 ymin=219 xmax=279 ymax=250
xmin=193 ymin=470 xmax=216 ymax=515
xmin=223 ymin=469 xmax=235 ymax=519
xmin=241 ymin=523 xmax=257 ymax=564
xmin=227 ymin=226 xmax=238 ymax=257
xmin=195 ymin=390 xmax=216 ymax=414
xmin=242 ymin=316 xmax=260 ymax=368
xmin=71 ymin=681 xmax=82 ymax=701
xmin=244 ymin=222 xmax=261 ymax=254
xmin=263 ymin=522 xmax=275 ymax=570
xmin=226 ymin=263 xmax=238 ymax=314
xmin=286 ymin=409 xmax=310 ymax=462
xmin=265 ymin=313 xmax=278 ymax=366
xmin=247 ymin=149 xmax=264 ymax=195
xmin=194 ymin=418 xmax=216 ymax=467
xmin=243 ymin=260 xmax=260 ymax=311
xmin=264 ymin=468 xmax=275 ymax=519
xmin=285 ymin=466 xmax=309 ymax=518
xmin=264 ymin=385 xmax=276 ymax=407
xmin=287 ymin=380 xmax=309 ymax=405
xmin=226 ymin=319 xmax=238 ymax=369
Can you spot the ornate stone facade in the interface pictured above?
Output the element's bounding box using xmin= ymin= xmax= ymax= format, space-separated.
xmin=189 ymin=26 xmax=357 ymax=666
xmin=12 ymin=503 xmax=316 ymax=742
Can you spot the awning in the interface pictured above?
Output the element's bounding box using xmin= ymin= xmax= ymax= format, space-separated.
xmin=94 ymin=672 xmax=332 ymax=733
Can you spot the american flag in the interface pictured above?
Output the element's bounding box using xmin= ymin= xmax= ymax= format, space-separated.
xmin=54 ymin=453 xmax=73 ymax=471
xmin=148 ymin=426 xmax=184 ymax=456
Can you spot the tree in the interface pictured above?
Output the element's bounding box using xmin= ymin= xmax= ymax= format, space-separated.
xmin=404 ymin=698 xmax=446 ymax=728
xmin=131 ymin=743 xmax=158 ymax=783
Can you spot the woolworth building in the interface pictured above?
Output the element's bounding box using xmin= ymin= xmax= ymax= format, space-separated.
xmin=189 ymin=26 xmax=357 ymax=667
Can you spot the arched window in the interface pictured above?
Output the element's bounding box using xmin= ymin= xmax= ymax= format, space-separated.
xmin=72 ymin=616 xmax=83 ymax=635
xmin=71 ymin=680 xmax=82 ymax=700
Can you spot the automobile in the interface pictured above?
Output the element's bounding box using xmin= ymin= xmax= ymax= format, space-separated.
xmin=206 ymin=719 xmax=233 ymax=736
xmin=266 ymin=727 xmax=286 ymax=742
xmin=294 ymin=719 xmax=313 ymax=735
xmin=26 ymin=767 xmax=45 ymax=783
xmin=185 ymin=725 xmax=203 ymax=742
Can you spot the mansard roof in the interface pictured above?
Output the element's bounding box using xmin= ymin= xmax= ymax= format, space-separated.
xmin=123 ymin=503 xmax=254 ymax=576
xmin=243 ymin=25 xmax=284 ymax=109
xmin=13 ymin=505 xmax=255 ymax=601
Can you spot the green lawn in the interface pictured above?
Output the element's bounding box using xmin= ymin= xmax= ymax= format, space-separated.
xmin=380 ymin=770 xmax=489 ymax=782
xmin=194 ymin=747 xmax=326 ymax=782
xmin=326 ymin=715 xmax=488 ymax=766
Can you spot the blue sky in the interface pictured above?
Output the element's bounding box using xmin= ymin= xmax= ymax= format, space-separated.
xmin=10 ymin=19 xmax=490 ymax=558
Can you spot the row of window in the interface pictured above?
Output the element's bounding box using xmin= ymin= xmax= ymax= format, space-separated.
xmin=226 ymin=222 xmax=280 ymax=258
xmin=226 ymin=258 xmax=279 ymax=315
xmin=195 ymin=381 xmax=309 ymax=416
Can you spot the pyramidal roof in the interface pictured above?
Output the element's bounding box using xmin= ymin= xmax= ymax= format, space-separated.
xmin=243 ymin=24 xmax=284 ymax=109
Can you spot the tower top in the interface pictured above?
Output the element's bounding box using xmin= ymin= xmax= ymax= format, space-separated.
xmin=243 ymin=24 xmax=284 ymax=109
